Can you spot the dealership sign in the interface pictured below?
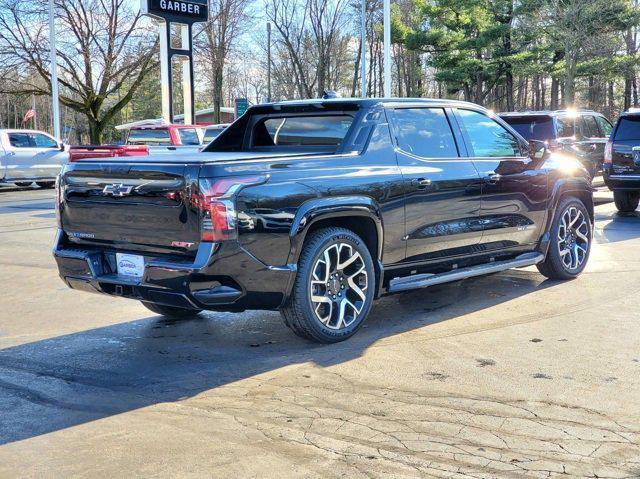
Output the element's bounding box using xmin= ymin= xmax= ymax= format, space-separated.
xmin=142 ymin=0 xmax=208 ymax=24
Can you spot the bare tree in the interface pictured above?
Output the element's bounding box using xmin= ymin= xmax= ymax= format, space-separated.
xmin=195 ymin=0 xmax=251 ymax=123
xmin=0 ymin=0 xmax=158 ymax=143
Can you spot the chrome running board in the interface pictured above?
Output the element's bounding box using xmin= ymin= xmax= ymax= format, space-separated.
xmin=388 ymin=252 xmax=545 ymax=293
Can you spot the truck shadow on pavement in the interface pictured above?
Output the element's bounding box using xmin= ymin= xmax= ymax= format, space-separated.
xmin=597 ymin=209 xmax=640 ymax=243
xmin=0 ymin=271 xmax=559 ymax=445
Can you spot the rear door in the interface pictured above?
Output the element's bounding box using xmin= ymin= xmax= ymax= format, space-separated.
xmin=4 ymin=132 xmax=37 ymax=181
xmin=389 ymin=106 xmax=483 ymax=263
xmin=454 ymin=108 xmax=548 ymax=249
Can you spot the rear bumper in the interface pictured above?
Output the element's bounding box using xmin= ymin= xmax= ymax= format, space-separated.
xmin=604 ymin=173 xmax=640 ymax=191
xmin=53 ymin=230 xmax=295 ymax=311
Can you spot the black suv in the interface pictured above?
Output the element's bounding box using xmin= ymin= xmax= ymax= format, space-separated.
xmin=54 ymin=99 xmax=594 ymax=343
xmin=604 ymin=109 xmax=640 ymax=212
xmin=500 ymin=110 xmax=613 ymax=177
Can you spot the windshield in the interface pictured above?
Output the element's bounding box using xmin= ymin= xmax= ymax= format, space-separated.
xmin=615 ymin=116 xmax=640 ymax=141
xmin=501 ymin=116 xmax=555 ymax=141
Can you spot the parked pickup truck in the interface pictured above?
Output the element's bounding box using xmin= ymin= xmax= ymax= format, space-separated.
xmin=68 ymin=124 xmax=203 ymax=161
xmin=0 ymin=129 xmax=67 ymax=187
xmin=54 ymin=98 xmax=594 ymax=343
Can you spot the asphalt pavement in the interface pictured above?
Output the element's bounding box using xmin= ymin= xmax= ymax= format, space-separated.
xmin=0 ymin=186 xmax=639 ymax=478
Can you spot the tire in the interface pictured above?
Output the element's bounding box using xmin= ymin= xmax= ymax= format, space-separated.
xmin=14 ymin=182 xmax=32 ymax=187
xmin=36 ymin=181 xmax=55 ymax=189
xmin=537 ymin=197 xmax=592 ymax=280
xmin=141 ymin=301 xmax=202 ymax=319
xmin=281 ymin=227 xmax=375 ymax=343
xmin=613 ymin=190 xmax=639 ymax=213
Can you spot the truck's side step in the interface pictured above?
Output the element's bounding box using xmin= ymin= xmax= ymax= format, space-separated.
xmin=388 ymin=252 xmax=545 ymax=293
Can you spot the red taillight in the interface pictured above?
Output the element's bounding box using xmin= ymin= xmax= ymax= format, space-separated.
xmin=196 ymin=176 xmax=265 ymax=242
xmin=55 ymin=175 xmax=63 ymax=228
xmin=604 ymin=140 xmax=613 ymax=164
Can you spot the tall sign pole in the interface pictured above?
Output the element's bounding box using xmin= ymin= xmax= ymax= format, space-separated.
xmin=267 ymin=22 xmax=272 ymax=102
xmin=383 ymin=0 xmax=391 ymax=98
xmin=141 ymin=0 xmax=208 ymax=124
xmin=48 ymin=0 xmax=61 ymax=139
xmin=360 ymin=0 xmax=366 ymax=98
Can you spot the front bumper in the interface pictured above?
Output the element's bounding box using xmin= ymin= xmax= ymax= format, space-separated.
xmin=53 ymin=230 xmax=294 ymax=311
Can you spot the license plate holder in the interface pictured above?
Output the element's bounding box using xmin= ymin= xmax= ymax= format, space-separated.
xmin=115 ymin=253 xmax=145 ymax=278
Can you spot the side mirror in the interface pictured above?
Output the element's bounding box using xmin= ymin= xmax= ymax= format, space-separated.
xmin=529 ymin=140 xmax=548 ymax=160
xmin=59 ymin=142 xmax=66 ymax=151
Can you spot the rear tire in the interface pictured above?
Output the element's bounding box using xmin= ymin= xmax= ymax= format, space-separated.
xmin=281 ymin=227 xmax=375 ymax=343
xmin=613 ymin=190 xmax=639 ymax=213
xmin=14 ymin=182 xmax=32 ymax=187
xmin=141 ymin=301 xmax=202 ymax=319
xmin=537 ymin=197 xmax=592 ymax=280
xmin=36 ymin=181 xmax=55 ymax=189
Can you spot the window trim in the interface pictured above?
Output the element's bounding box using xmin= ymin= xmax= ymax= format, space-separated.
xmin=388 ymin=106 xmax=463 ymax=161
xmin=453 ymin=108 xmax=528 ymax=159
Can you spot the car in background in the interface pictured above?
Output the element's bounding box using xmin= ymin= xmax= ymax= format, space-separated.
xmin=499 ymin=110 xmax=613 ymax=177
xmin=68 ymin=123 xmax=204 ymax=162
xmin=203 ymin=124 xmax=230 ymax=144
xmin=604 ymin=109 xmax=640 ymax=212
xmin=0 ymin=129 xmax=67 ymax=188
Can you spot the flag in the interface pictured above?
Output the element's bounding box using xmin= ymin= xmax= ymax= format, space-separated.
xmin=22 ymin=108 xmax=35 ymax=124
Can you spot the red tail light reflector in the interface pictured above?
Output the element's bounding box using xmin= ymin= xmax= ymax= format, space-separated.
xmin=604 ymin=140 xmax=613 ymax=164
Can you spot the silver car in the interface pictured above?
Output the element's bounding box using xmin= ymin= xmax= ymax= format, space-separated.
xmin=0 ymin=129 xmax=68 ymax=188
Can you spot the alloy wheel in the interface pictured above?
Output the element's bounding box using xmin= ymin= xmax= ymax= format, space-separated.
xmin=557 ymin=206 xmax=590 ymax=271
xmin=309 ymin=242 xmax=369 ymax=330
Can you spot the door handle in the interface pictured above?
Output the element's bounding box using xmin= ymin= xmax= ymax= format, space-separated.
xmin=484 ymin=173 xmax=501 ymax=185
xmin=411 ymin=178 xmax=432 ymax=189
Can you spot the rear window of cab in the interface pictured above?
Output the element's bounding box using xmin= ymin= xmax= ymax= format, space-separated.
xmin=252 ymin=115 xmax=354 ymax=148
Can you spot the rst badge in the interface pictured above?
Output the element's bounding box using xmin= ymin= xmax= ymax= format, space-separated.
xmin=103 ymin=183 xmax=134 ymax=197
xmin=633 ymin=146 xmax=640 ymax=166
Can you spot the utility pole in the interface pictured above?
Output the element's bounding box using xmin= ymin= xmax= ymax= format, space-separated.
xmin=360 ymin=0 xmax=366 ymax=98
xmin=383 ymin=0 xmax=391 ymax=98
xmin=267 ymin=22 xmax=272 ymax=102
xmin=48 ymin=0 xmax=61 ymax=139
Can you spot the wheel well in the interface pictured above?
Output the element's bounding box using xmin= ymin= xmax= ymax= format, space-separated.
xmin=559 ymin=190 xmax=594 ymax=223
xmin=303 ymin=216 xmax=380 ymax=263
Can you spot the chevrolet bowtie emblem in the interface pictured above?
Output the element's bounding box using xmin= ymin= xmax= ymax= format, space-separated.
xmin=103 ymin=183 xmax=134 ymax=197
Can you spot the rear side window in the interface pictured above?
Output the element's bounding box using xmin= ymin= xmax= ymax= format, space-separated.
xmin=392 ymin=108 xmax=458 ymax=158
xmin=127 ymin=129 xmax=171 ymax=145
xmin=596 ymin=116 xmax=613 ymax=137
xmin=556 ymin=116 xmax=575 ymax=137
xmin=253 ymin=115 xmax=353 ymax=147
xmin=8 ymin=133 xmax=31 ymax=148
xmin=615 ymin=116 xmax=640 ymax=141
xmin=178 ymin=128 xmax=200 ymax=145
xmin=501 ymin=116 xmax=554 ymax=141
xmin=582 ymin=115 xmax=600 ymax=138
xmin=457 ymin=109 xmax=520 ymax=157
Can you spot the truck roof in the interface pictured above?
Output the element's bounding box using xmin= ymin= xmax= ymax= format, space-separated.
xmin=253 ymin=97 xmax=485 ymax=112
xmin=499 ymin=109 xmax=601 ymax=118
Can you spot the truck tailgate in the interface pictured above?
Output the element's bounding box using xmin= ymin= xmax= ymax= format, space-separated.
xmin=59 ymin=162 xmax=201 ymax=256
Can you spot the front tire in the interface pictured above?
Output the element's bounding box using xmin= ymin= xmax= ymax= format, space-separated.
xmin=14 ymin=182 xmax=32 ymax=187
xmin=281 ymin=227 xmax=375 ymax=343
xmin=613 ymin=190 xmax=639 ymax=213
xmin=36 ymin=181 xmax=55 ymax=189
xmin=537 ymin=197 xmax=592 ymax=280
xmin=141 ymin=301 xmax=202 ymax=319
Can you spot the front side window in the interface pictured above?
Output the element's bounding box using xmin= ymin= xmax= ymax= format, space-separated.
xmin=253 ymin=115 xmax=353 ymax=147
xmin=127 ymin=129 xmax=171 ymax=146
xmin=8 ymin=133 xmax=31 ymax=148
xmin=31 ymin=133 xmax=58 ymax=148
xmin=457 ymin=109 xmax=520 ymax=157
xmin=392 ymin=108 xmax=458 ymax=158
xmin=596 ymin=116 xmax=613 ymax=137
xmin=178 ymin=128 xmax=200 ymax=145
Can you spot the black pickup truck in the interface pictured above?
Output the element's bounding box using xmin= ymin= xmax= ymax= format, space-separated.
xmin=54 ymin=98 xmax=594 ymax=343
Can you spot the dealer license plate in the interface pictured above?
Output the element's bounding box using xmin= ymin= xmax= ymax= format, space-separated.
xmin=116 ymin=253 xmax=145 ymax=278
